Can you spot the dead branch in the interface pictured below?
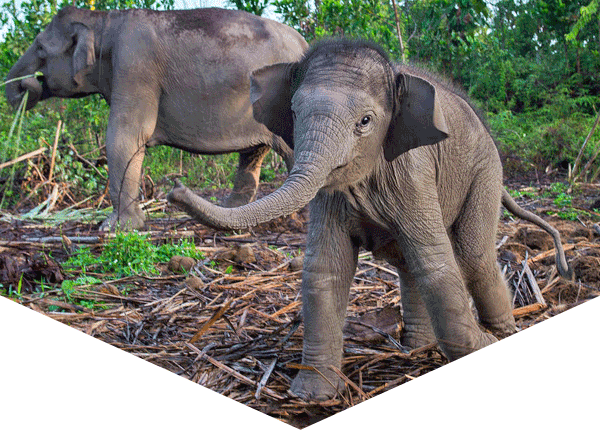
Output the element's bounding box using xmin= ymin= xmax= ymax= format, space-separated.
xmin=0 ymin=148 xmax=47 ymax=171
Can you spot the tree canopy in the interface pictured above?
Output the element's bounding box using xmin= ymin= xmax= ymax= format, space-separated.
xmin=1 ymin=0 xmax=600 ymax=183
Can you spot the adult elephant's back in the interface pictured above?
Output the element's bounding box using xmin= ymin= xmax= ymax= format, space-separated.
xmin=138 ymin=8 xmax=307 ymax=154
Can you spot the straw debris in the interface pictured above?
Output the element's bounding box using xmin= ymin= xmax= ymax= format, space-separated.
xmin=1 ymin=180 xmax=599 ymax=427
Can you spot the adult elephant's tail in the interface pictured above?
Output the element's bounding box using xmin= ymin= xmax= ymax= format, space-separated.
xmin=501 ymin=188 xmax=573 ymax=279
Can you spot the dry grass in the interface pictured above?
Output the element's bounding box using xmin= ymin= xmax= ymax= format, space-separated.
xmin=2 ymin=196 xmax=599 ymax=427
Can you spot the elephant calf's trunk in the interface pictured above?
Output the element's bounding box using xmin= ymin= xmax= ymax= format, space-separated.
xmin=168 ymin=147 xmax=332 ymax=231
xmin=168 ymin=173 xmax=318 ymax=231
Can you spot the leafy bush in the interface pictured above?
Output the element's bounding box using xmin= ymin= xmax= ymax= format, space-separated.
xmin=489 ymin=108 xmax=600 ymax=171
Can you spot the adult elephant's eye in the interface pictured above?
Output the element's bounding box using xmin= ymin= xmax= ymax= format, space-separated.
xmin=360 ymin=115 xmax=371 ymax=126
xmin=37 ymin=44 xmax=47 ymax=59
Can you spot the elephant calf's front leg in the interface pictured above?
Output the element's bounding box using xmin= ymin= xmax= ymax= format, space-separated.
xmin=291 ymin=196 xmax=358 ymax=401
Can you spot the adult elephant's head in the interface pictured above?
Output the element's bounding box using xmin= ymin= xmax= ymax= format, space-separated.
xmin=5 ymin=6 xmax=102 ymax=111
xmin=168 ymin=39 xmax=449 ymax=229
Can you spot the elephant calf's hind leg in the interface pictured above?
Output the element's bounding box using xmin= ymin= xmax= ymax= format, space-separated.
xmin=451 ymin=184 xmax=516 ymax=337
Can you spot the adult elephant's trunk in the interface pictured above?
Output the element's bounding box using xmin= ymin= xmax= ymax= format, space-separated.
xmin=5 ymin=43 xmax=44 ymax=110
xmin=168 ymin=148 xmax=331 ymax=230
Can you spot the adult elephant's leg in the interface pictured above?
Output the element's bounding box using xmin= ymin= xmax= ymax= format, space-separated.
xmin=397 ymin=267 xmax=436 ymax=349
xmin=451 ymin=180 xmax=516 ymax=337
xmin=100 ymin=92 xmax=159 ymax=231
xmin=290 ymin=192 xmax=358 ymax=401
xmin=224 ymin=144 xmax=270 ymax=207
xmin=270 ymin=133 xmax=294 ymax=171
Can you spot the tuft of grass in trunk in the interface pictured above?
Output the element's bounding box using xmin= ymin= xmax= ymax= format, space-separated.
xmin=0 ymin=86 xmax=29 ymax=208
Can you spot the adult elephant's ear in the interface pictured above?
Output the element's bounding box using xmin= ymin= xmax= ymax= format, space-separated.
xmin=384 ymin=73 xmax=449 ymax=162
xmin=71 ymin=22 xmax=95 ymax=89
xmin=250 ymin=62 xmax=296 ymax=148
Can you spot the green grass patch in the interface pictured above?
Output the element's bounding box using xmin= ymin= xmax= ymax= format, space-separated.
xmin=65 ymin=231 xmax=205 ymax=277
xmin=49 ymin=231 xmax=206 ymax=310
xmin=508 ymin=188 xmax=538 ymax=199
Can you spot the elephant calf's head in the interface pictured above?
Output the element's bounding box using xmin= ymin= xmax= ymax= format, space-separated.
xmin=250 ymin=39 xmax=449 ymax=190
xmin=167 ymin=39 xmax=449 ymax=231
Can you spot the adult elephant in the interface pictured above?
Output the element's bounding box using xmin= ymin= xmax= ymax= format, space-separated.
xmin=168 ymin=39 xmax=572 ymax=400
xmin=5 ymin=6 xmax=307 ymax=230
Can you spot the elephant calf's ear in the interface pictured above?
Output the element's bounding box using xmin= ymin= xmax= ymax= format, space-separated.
xmin=384 ymin=73 xmax=449 ymax=162
xmin=250 ymin=63 xmax=295 ymax=147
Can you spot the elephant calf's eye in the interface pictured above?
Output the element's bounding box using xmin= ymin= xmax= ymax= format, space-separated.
xmin=355 ymin=115 xmax=372 ymax=133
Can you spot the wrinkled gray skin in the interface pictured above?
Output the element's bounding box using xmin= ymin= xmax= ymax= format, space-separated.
xmin=168 ymin=40 xmax=572 ymax=400
xmin=5 ymin=6 xmax=307 ymax=230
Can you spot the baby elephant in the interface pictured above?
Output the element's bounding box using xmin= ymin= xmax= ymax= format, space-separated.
xmin=168 ymin=39 xmax=571 ymax=400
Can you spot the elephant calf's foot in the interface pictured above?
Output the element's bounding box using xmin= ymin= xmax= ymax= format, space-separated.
xmin=438 ymin=330 xmax=497 ymax=361
xmin=401 ymin=325 xmax=437 ymax=351
xmin=481 ymin=314 xmax=517 ymax=339
xmin=290 ymin=368 xmax=345 ymax=402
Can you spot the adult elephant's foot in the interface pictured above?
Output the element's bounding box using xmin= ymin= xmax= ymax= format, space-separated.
xmin=223 ymin=189 xmax=256 ymax=208
xmin=99 ymin=206 xmax=146 ymax=231
xmin=226 ymin=144 xmax=268 ymax=208
xmin=290 ymin=367 xmax=344 ymax=401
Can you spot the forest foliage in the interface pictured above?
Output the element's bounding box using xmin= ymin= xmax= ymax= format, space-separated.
xmin=1 ymin=0 xmax=599 ymax=212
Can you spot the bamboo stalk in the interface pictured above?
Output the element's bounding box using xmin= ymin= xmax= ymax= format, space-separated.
xmin=255 ymin=358 xmax=277 ymax=400
xmin=189 ymin=299 xmax=233 ymax=343
xmin=23 ymin=236 xmax=101 ymax=244
xmin=526 ymin=242 xmax=579 ymax=264
xmin=0 ymin=147 xmax=47 ymax=170
xmin=573 ymin=141 xmax=600 ymax=184
xmin=47 ymin=120 xmax=62 ymax=182
xmin=390 ymin=0 xmax=405 ymax=61
xmin=328 ymin=365 xmax=371 ymax=401
xmin=270 ymin=300 xmax=300 ymax=318
xmin=522 ymin=260 xmax=546 ymax=306
xmin=513 ymin=302 xmax=547 ymax=317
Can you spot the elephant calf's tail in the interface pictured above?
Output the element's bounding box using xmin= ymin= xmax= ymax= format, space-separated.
xmin=501 ymin=188 xmax=573 ymax=279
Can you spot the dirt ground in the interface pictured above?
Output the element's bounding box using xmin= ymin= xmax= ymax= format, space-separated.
xmin=1 ymin=174 xmax=599 ymax=428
